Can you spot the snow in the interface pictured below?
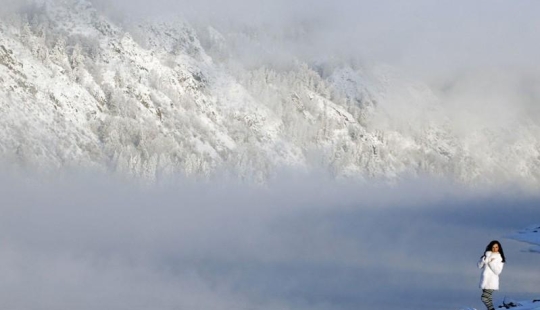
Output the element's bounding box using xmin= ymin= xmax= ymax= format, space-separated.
xmin=1 ymin=0 xmax=540 ymax=185
xmin=508 ymin=224 xmax=540 ymax=254
xmin=458 ymin=226 xmax=540 ymax=310
xmin=493 ymin=225 xmax=540 ymax=310
xmin=502 ymin=300 xmax=540 ymax=310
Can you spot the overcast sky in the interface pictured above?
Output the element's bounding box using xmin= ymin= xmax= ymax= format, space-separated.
xmin=4 ymin=0 xmax=539 ymax=76
xmin=83 ymin=0 xmax=540 ymax=76
xmin=1 ymin=171 xmax=540 ymax=310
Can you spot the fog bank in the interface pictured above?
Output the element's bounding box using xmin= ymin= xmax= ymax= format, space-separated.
xmin=1 ymin=172 xmax=539 ymax=310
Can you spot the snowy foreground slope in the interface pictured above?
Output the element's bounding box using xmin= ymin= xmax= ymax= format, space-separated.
xmin=460 ymin=227 xmax=540 ymax=310
xmin=1 ymin=0 xmax=540 ymax=184
xmin=495 ymin=226 xmax=540 ymax=310
xmin=509 ymin=225 xmax=540 ymax=254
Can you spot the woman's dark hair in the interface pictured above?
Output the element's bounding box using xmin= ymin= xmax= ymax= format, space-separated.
xmin=484 ymin=240 xmax=506 ymax=263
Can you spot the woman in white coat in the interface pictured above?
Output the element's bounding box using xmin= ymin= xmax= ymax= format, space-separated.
xmin=478 ymin=240 xmax=506 ymax=310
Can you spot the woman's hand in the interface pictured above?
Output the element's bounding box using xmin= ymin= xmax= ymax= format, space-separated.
xmin=481 ymin=251 xmax=494 ymax=263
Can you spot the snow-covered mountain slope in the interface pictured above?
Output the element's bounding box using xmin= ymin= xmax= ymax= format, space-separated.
xmin=1 ymin=0 xmax=539 ymax=185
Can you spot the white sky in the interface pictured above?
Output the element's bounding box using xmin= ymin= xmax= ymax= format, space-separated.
xmin=84 ymin=0 xmax=540 ymax=75
xmin=4 ymin=0 xmax=539 ymax=75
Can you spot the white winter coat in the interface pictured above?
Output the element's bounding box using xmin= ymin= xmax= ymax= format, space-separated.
xmin=478 ymin=251 xmax=504 ymax=290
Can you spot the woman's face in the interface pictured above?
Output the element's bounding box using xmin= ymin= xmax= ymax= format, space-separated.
xmin=491 ymin=243 xmax=500 ymax=253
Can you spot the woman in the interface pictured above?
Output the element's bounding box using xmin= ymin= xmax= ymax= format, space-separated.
xmin=478 ymin=240 xmax=506 ymax=310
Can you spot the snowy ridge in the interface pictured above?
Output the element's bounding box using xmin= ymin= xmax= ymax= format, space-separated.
xmin=1 ymin=0 xmax=540 ymax=185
